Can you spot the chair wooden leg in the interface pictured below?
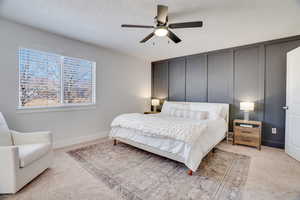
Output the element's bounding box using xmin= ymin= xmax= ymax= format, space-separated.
xmin=113 ymin=139 xmax=117 ymax=145
xmin=188 ymin=170 xmax=193 ymax=176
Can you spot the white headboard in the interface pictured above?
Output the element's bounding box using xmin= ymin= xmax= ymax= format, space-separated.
xmin=161 ymin=101 xmax=230 ymax=124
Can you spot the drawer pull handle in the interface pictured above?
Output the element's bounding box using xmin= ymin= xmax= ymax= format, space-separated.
xmin=241 ymin=131 xmax=252 ymax=134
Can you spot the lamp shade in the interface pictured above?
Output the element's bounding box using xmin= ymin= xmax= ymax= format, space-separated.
xmin=240 ymin=102 xmax=254 ymax=111
xmin=151 ymin=99 xmax=160 ymax=106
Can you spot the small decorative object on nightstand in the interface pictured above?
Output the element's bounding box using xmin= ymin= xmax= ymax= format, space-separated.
xmin=233 ymin=119 xmax=262 ymax=150
xmin=144 ymin=111 xmax=160 ymax=114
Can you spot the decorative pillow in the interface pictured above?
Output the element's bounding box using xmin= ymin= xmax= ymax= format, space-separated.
xmin=0 ymin=112 xmax=12 ymax=146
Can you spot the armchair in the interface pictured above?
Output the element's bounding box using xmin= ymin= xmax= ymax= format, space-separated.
xmin=0 ymin=113 xmax=53 ymax=194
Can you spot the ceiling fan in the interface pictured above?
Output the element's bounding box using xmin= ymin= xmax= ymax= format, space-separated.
xmin=121 ymin=5 xmax=203 ymax=44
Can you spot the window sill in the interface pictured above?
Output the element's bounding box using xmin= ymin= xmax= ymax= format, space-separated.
xmin=16 ymin=104 xmax=97 ymax=114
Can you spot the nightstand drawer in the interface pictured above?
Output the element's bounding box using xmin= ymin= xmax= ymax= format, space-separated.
xmin=234 ymin=131 xmax=259 ymax=140
xmin=234 ymin=126 xmax=260 ymax=136
xmin=234 ymin=134 xmax=259 ymax=147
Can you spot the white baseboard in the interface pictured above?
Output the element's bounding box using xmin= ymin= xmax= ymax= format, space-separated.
xmin=53 ymin=131 xmax=109 ymax=149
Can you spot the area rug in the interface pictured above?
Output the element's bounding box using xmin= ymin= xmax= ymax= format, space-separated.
xmin=68 ymin=139 xmax=250 ymax=200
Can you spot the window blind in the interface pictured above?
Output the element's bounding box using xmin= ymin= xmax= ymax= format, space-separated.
xmin=19 ymin=48 xmax=96 ymax=108
xmin=63 ymin=57 xmax=94 ymax=104
xmin=19 ymin=48 xmax=61 ymax=107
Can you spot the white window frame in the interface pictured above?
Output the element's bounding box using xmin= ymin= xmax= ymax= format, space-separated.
xmin=17 ymin=48 xmax=96 ymax=111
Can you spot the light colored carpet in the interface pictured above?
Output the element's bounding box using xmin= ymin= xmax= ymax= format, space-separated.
xmin=68 ymin=139 xmax=250 ymax=200
xmin=2 ymin=139 xmax=300 ymax=200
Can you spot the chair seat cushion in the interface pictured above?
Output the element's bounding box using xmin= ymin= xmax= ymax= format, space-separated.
xmin=17 ymin=143 xmax=51 ymax=168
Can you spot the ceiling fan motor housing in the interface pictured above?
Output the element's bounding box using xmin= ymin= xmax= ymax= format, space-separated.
xmin=155 ymin=16 xmax=168 ymax=26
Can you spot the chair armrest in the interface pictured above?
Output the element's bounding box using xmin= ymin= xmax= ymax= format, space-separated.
xmin=11 ymin=130 xmax=52 ymax=145
xmin=0 ymin=146 xmax=19 ymax=181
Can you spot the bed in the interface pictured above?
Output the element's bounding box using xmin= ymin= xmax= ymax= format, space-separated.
xmin=110 ymin=101 xmax=229 ymax=175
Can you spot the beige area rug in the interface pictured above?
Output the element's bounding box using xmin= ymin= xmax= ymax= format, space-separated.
xmin=68 ymin=139 xmax=250 ymax=200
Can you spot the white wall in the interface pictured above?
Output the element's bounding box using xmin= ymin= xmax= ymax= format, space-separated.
xmin=0 ymin=18 xmax=151 ymax=147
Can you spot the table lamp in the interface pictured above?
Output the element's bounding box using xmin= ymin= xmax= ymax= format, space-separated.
xmin=151 ymin=99 xmax=160 ymax=112
xmin=240 ymin=102 xmax=254 ymax=121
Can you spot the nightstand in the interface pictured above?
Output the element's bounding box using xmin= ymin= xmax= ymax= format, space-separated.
xmin=233 ymin=119 xmax=262 ymax=150
xmin=144 ymin=111 xmax=160 ymax=114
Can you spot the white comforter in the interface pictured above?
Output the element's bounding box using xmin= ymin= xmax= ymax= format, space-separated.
xmin=110 ymin=113 xmax=227 ymax=171
xmin=111 ymin=113 xmax=207 ymax=145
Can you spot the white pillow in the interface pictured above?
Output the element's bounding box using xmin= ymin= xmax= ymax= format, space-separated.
xmin=169 ymin=108 xmax=208 ymax=120
xmin=163 ymin=101 xmax=227 ymax=120
xmin=189 ymin=104 xmax=223 ymax=120
xmin=188 ymin=110 xmax=208 ymax=120
xmin=169 ymin=107 xmax=176 ymax=116
xmin=169 ymin=108 xmax=185 ymax=118
xmin=161 ymin=101 xmax=188 ymax=115
xmin=208 ymin=107 xmax=224 ymax=120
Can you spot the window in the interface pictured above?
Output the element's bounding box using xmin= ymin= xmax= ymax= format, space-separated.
xmin=19 ymin=48 xmax=96 ymax=109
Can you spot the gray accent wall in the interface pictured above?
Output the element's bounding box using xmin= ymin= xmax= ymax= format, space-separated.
xmin=152 ymin=35 xmax=300 ymax=148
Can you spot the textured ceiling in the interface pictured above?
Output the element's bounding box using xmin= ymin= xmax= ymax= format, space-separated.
xmin=1 ymin=0 xmax=300 ymax=61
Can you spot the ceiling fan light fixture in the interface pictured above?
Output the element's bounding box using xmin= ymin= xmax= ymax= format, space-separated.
xmin=154 ymin=27 xmax=168 ymax=37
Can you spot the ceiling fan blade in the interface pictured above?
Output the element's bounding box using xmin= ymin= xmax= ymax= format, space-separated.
xmin=167 ymin=30 xmax=182 ymax=43
xmin=169 ymin=21 xmax=203 ymax=29
xmin=121 ymin=24 xmax=154 ymax=28
xmin=157 ymin=5 xmax=168 ymax=24
xmin=140 ymin=32 xmax=155 ymax=43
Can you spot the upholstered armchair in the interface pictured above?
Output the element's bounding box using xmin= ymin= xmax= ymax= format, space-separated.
xmin=0 ymin=113 xmax=53 ymax=194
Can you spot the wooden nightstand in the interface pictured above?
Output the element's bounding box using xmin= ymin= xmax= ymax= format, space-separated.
xmin=233 ymin=119 xmax=262 ymax=150
xmin=144 ymin=111 xmax=160 ymax=114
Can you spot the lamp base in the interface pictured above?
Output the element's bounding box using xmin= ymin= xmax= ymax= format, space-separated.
xmin=244 ymin=112 xmax=250 ymax=121
xmin=153 ymin=106 xmax=157 ymax=112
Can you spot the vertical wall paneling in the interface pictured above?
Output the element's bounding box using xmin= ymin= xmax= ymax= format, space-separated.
xmin=207 ymin=51 xmax=234 ymax=104
xmin=151 ymin=36 xmax=300 ymax=148
xmin=168 ymin=57 xmax=186 ymax=101
xmin=234 ymin=46 xmax=264 ymax=121
xmin=186 ymin=54 xmax=208 ymax=102
xmin=258 ymin=44 xmax=266 ymax=120
xmin=152 ymin=61 xmax=168 ymax=110
xmin=207 ymin=50 xmax=234 ymax=129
